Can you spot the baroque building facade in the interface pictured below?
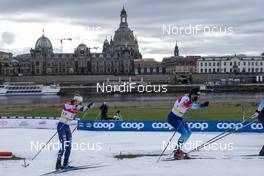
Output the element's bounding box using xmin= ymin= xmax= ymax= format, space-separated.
xmin=162 ymin=42 xmax=199 ymax=74
xmin=197 ymin=55 xmax=264 ymax=73
xmin=2 ymin=7 xmax=142 ymax=76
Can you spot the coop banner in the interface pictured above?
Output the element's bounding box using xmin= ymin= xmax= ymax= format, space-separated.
xmin=78 ymin=120 xmax=264 ymax=133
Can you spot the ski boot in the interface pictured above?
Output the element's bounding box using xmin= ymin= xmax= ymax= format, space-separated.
xmin=259 ymin=145 xmax=264 ymax=156
xmin=55 ymin=156 xmax=62 ymax=170
xmin=173 ymin=149 xmax=190 ymax=160
xmin=173 ymin=141 xmax=190 ymax=160
xmin=63 ymin=159 xmax=73 ymax=169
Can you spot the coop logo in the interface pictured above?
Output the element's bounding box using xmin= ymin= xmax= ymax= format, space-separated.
xmin=217 ymin=122 xmax=243 ymax=130
xmin=187 ymin=122 xmax=208 ymax=130
xmin=121 ymin=122 xmax=144 ymax=130
xmin=93 ymin=122 xmax=115 ymax=130
xmin=78 ymin=122 xmax=84 ymax=128
xmin=152 ymin=122 xmax=174 ymax=130
xmin=251 ymin=123 xmax=263 ymax=130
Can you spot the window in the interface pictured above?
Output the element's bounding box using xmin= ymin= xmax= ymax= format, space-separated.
xmin=200 ymin=63 xmax=203 ymax=66
xmin=213 ymin=63 xmax=215 ymax=66
xmin=200 ymin=69 xmax=203 ymax=73
xmin=230 ymin=62 xmax=232 ymax=66
xmin=205 ymin=63 xmax=207 ymax=66
xmin=209 ymin=63 xmax=211 ymax=66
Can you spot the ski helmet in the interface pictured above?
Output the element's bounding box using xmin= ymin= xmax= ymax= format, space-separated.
xmin=72 ymin=95 xmax=83 ymax=103
xmin=190 ymin=88 xmax=200 ymax=102
xmin=190 ymin=88 xmax=200 ymax=96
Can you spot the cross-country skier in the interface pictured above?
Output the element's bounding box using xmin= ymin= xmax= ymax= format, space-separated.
xmin=55 ymin=95 xmax=94 ymax=170
xmin=251 ymin=100 xmax=264 ymax=156
xmin=168 ymin=88 xmax=209 ymax=159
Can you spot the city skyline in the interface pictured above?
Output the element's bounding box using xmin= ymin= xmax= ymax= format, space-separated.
xmin=0 ymin=0 xmax=263 ymax=61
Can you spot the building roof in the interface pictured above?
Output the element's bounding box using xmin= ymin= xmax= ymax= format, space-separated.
xmin=198 ymin=55 xmax=264 ymax=61
xmin=35 ymin=35 xmax=53 ymax=52
xmin=134 ymin=58 xmax=160 ymax=64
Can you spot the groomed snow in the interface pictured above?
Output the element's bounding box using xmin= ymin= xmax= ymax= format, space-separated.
xmin=0 ymin=128 xmax=262 ymax=176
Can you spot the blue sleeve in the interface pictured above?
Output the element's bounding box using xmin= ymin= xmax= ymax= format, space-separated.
xmin=77 ymin=105 xmax=88 ymax=112
xmin=257 ymin=100 xmax=264 ymax=112
xmin=190 ymin=103 xmax=202 ymax=109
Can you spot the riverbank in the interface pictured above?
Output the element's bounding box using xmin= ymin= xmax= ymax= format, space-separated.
xmin=0 ymin=103 xmax=257 ymax=121
xmin=59 ymin=84 xmax=264 ymax=95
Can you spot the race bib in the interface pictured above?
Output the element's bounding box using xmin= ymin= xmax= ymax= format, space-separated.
xmin=61 ymin=110 xmax=75 ymax=120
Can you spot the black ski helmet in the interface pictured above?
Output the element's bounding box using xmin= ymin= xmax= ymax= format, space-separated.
xmin=190 ymin=88 xmax=200 ymax=96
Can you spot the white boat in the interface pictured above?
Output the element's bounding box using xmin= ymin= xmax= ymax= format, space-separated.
xmin=0 ymin=82 xmax=60 ymax=96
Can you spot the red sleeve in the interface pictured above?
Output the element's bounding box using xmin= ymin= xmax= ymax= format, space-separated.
xmin=183 ymin=101 xmax=191 ymax=108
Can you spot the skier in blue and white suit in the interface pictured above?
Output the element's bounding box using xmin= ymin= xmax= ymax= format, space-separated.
xmin=168 ymin=88 xmax=209 ymax=159
xmin=251 ymin=100 xmax=264 ymax=156
xmin=55 ymin=95 xmax=94 ymax=170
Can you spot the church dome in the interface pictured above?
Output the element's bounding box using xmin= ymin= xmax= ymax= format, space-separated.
xmin=76 ymin=43 xmax=89 ymax=55
xmin=77 ymin=43 xmax=88 ymax=51
xmin=35 ymin=35 xmax=53 ymax=52
xmin=113 ymin=7 xmax=137 ymax=46
xmin=113 ymin=28 xmax=136 ymax=45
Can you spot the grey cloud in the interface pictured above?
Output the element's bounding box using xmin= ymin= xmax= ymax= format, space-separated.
xmin=1 ymin=31 xmax=16 ymax=45
xmin=0 ymin=0 xmax=263 ymax=59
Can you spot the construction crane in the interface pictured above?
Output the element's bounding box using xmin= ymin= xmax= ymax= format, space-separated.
xmin=58 ymin=38 xmax=72 ymax=53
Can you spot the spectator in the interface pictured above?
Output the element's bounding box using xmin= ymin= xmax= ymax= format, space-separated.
xmin=100 ymin=102 xmax=108 ymax=120
xmin=113 ymin=110 xmax=123 ymax=121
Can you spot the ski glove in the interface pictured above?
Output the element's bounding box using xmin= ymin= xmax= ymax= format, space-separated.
xmin=251 ymin=111 xmax=259 ymax=119
xmin=87 ymin=102 xmax=95 ymax=108
xmin=201 ymin=101 xmax=209 ymax=107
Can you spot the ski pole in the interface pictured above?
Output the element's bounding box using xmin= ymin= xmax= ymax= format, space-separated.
xmin=188 ymin=118 xmax=249 ymax=153
xmin=156 ymin=130 xmax=177 ymax=163
xmin=156 ymin=121 xmax=184 ymax=163
xmin=94 ymin=111 xmax=101 ymax=121
xmin=188 ymin=119 xmax=257 ymax=154
xmin=71 ymin=110 xmax=89 ymax=134
xmin=195 ymin=119 xmax=257 ymax=150
xmin=22 ymin=123 xmax=65 ymax=167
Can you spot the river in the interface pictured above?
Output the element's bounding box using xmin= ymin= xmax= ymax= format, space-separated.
xmin=0 ymin=92 xmax=262 ymax=106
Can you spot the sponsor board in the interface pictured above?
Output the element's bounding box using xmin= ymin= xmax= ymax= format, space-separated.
xmin=0 ymin=116 xmax=263 ymax=132
xmin=0 ymin=116 xmax=77 ymax=130
xmin=78 ymin=120 xmax=264 ymax=132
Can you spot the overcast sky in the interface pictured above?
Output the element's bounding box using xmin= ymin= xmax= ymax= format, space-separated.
xmin=0 ymin=0 xmax=263 ymax=61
